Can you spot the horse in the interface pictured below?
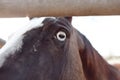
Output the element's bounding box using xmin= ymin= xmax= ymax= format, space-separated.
xmin=0 ymin=38 xmax=5 ymax=48
xmin=0 ymin=17 xmax=119 ymax=80
xmin=113 ymin=63 xmax=120 ymax=71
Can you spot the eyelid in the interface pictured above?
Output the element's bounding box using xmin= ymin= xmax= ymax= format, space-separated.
xmin=55 ymin=26 xmax=70 ymax=39
xmin=56 ymin=24 xmax=70 ymax=32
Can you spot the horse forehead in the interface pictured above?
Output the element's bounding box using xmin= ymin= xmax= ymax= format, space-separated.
xmin=0 ymin=17 xmax=70 ymax=67
xmin=0 ymin=17 xmax=49 ymax=67
xmin=42 ymin=18 xmax=71 ymax=32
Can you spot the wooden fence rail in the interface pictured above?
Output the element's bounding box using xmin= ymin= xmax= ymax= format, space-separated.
xmin=0 ymin=0 xmax=120 ymax=17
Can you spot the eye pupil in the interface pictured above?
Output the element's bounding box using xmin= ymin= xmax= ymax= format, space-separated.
xmin=59 ymin=34 xmax=65 ymax=38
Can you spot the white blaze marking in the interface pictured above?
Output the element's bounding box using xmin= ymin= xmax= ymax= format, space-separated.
xmin=0 ymin=17 xmax=50 ymax=67
xmin=33 ymin=45 xmax=37 ymax=52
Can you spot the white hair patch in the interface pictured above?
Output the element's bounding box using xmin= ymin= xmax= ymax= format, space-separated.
xmin=0 ymin=17 xmax=47 ymax=67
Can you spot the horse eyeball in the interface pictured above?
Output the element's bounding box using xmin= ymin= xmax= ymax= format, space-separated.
xmin=56 ymin=31 xmax=66 ymax=41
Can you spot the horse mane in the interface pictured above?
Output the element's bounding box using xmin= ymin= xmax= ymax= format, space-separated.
xmin=77 ymin=31 xmax=120 ymax=80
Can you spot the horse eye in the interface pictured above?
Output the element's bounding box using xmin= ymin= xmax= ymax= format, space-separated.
xmin=56 ymin=31 xmax=66 ymax=41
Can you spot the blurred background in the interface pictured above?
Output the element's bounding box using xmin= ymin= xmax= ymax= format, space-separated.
xmin=0 ymin=16 xmax=120 ymax=69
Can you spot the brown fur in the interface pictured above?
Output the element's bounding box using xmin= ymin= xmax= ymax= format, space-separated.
xmin=113 ymin=64 xmax=120 ymax=71
xmin=77 ymin=32 xmax=120 ymax=80
xmin=0 ymin=38 xmax=5 ymax=48
xmin=0 ymin=17 xmax=120 ymax=80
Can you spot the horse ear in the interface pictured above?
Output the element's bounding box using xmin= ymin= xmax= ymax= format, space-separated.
xmin=0 ymin=38 xmax=6 ymax=48
xmin=64 ymin=17 xmax=72 ymax=23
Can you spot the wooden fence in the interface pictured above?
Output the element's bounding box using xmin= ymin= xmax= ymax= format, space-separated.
xmin=0 ymin=0 xmax=120 ymax=17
